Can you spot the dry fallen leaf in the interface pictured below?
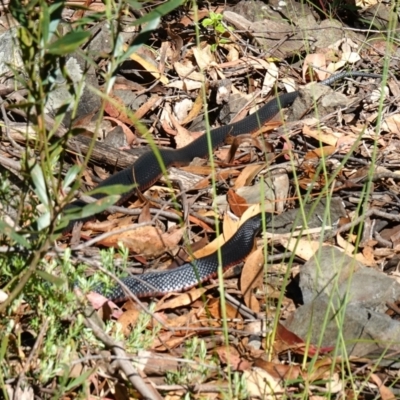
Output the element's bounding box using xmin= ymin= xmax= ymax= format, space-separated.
xmin=240 ymin=247 xmax=264 ymax=312
xmin=227 ymin=189 xmax=248 ymax=217
xmin=155 ymin=287 xmax=209 ymax=312
xmin=243 ymin=367 xmax=283 ymax=399
xmin=123 ymin=44 xmax=168 ymax=84
xmin=233 ymin=164 xmax=265 ymax=190
xmin=98 ymin=225 xmax=183 ymax=258
xmin=303 ymin=53 xmax=327 ymax=81
xmin=215 ymin=345 xmax=251 ymax=371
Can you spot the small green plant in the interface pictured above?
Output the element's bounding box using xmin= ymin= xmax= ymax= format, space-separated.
xmin=201 ymin=11 xmax=232 ymax=51
xmin=166 ymin=337 xmax=217 ymax=386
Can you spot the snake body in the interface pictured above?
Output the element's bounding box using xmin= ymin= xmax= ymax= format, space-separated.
xmin=66 ymin=71 xmax=381 ymax=300
xmin=96 ymin=213 xmax=270 ymax=300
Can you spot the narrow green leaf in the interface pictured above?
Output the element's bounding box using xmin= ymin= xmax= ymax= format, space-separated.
xmin=122 ymin=17 xmax=160 ymax=61
xmin=0 ymin=333 xmax=9 ymax=360
xmin=35 ymin=211 xmax=51 ymax=231
xmin=36 ymin=270 xmax=65 ymax=286
xmin=64 ymin=368 xmax=94 ymax=392
xmin=125 ymin=0 xmax=184 ymax=26
xmin=47 ymin=31 xmax=91 ymax=55
xmin=0 ymin=221 xmax=30 ymax=248
xmin=63 ymin=165 xmax=81 ymax=191
xmin=64 ymin=195 xmax=120 ymax=220
xmin=31 ymin=163 xmax=49 ymax=207
xmin=120 ymin=0 xmax=185 ymax=59
xmin=88 ymin=183 xmax=136 ymax=197
xmin=39 ymin=3 xmax=50 ymax=45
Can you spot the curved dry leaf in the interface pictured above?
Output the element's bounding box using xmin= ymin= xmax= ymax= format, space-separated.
xmin=118 ymin=308 xmax=140 ymax=335
xmin=227 ymin=189 xmax=248 ymax=217
xmin=169 ymin=112 xmax=196 ymax=148
xmin=98 ymin=225 xmax=183 ymax=258
xmin=215 ymin=345 xmax=251 ymax=371
xmin=123 ymin=44 xmax=168 ymax=84
xmin=193 ymin=208 xmax=261 ymax=259
xmin=273 ymin=173 xmax=289 ymax=214
xmin=303 ymin=53 xmax=327 ymax=81
xmin=382 ymin=114 xmax=400 ymax=135
xmin=302 ymin=124 xmax=338 ymax=146
xmin=233 ymin=164 xmax=265 ymax=190
xmin=279 ymin=237 xmax=322 ymax=261
xmin=262 ymin=62 xmax=278 ymax=95
xmin=155 ymin=287 xmax=209 ymax=312
xmin=193 ymin=45 xmax=215 ymax=71
xmin=103 ymin=117 xmax=136 ymax=145
xmin=173 ymin=61 xmax=204 ymax=81
xmin=370 ymin=372 xmax=396 ymax=400
xmin=243 ymin=368 xmax=283 ymax=399
xmin=240 ymin=247 xmax=264 ymax=312
xmin=181 ymin=92 xmax=204 ymax=125
xmin=253 ymin=359 xmax=301 ymax=381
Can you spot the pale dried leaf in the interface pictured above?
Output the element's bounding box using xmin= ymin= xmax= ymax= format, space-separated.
xmin=155 ymin=287 xmax=209 ymax=311
xmin=174 ymin=61 xmax=204 ymax=82
xmin=370 ymin=373 xmax=397 ymax=400
xmin=123 ymin=44 xmax=168 ymax=84
xmin=279 ymin=237 xmax=322 ymax=261
xmin=302 ymin=124 xmax=338 ymax=146
xmin=98 ymin=225 xmax=183 ymax=258
xmin=233 ymin=164 xmax=265 ymax=190
xmin=326 ymin=372 xmax=344 ymax=393
xmin=303 ymin=53 xmax=327 ymax=81
xmin=241 ymin=247 xmax=264 ymax=311
xmin=281 ymin=77 xmax=296 ymax=92
xmin=272 ymin=173 xmax=289 ymax=213
xmin=262 ymin=62 xmax=278 ymax=95
xmin=0 ymin=290 xmax=8 ymax=303
xmin=244 ymin=367 xmax=283 ymax=398
xmin=382 ymin=114 xmax=400 ymax=135
xmin=193 ymin=44 xmax=215 ymax=70
xmin=341 ymin=51 xmax=360 ymax=63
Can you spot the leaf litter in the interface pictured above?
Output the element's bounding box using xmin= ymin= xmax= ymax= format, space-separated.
xmin=1 ymin=0 xmax=400 ymax=398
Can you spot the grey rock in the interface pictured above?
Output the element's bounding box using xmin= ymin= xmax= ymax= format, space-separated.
xmin=0 ymin=27 xmax=23 ymax=75
xmin=286 ymin=83 xmax=350 ymax=122
xmin=45 ymin=54 xmax=100 ymax=125
xmin=268 ymin=197 xmax=346 ymax=235
xmin=300 ymin=246 xmax=364 ymax=305
xmin=285 ymin=298 xmax=400 ymax=357
xmin=288 ymin=245 xmax=400 ymax=357
xmin=300 ymin=246 xmax=400 ymax=311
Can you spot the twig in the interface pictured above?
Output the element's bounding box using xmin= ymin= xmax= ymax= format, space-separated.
xmin=1 ymin=101 xmax=23 ymax=152
xmin=13 ymin=318 xmax=49 ymax=400
xmin=80 ymin=301 xmax=162 ymax=400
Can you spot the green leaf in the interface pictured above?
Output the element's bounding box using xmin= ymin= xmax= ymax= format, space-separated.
xmin=126 ymin=0 xmax=185 ymax=26
xmin=36 ymin=270 xmax=65 ymax=287
xmin=47 ymin=31 xmax=91 ymax=55
xmin=0 ymin=220 xmax=31 ymax=248
xmin=39 ymin=3 xmax=50 ymax=45
xmin=31 ymin=163 xmax=49 ymax=208
xmin=0 ymin=333 xmax=9 ymax=361
xmin=202 ymin=18 xmax=213 ymax=27
xmin=88 ymin=183 xmax=136 ymax=197
xmin=64 ymin=368 xmax=94 ymax=392
xmin=64 ymin=195 xmax=120 ymax=220
xmin=63 ymin=165 xmax=81 ymax=191
xmin=35 ymin=212 xmax=51 ymax=231
xmin=122 ymin=15 xmax=160 ymax=61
